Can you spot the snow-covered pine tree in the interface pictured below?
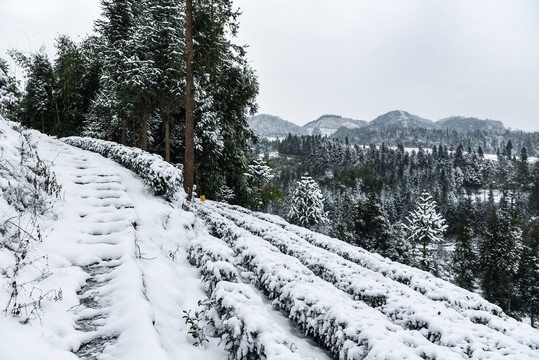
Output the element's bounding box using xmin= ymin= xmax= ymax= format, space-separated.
xmin=138 ymin=0 xmax=186 ymax=162
xmin=403 ymin=191 xmax=448 ymax=271
xmin=288 ymin=174 xmax=328 ymax=229
xmin=52 ymin=35 xmax=89 ymax=137
xmin=245 ymin=158 xmax=273 ymax=211
xmin=15 ymin=48 xmax=54 ymax=134
xmin=452 ymin=217 xmax=477 ymax=291
xmin=517 ymin=219 xmax=539 ymax=327
xmin=479 ymin=192 xmax=523 ymax=314
xmin=0 ymin=58 xmax=21 ymax=118
xmin=94 ymin=0 xmax=143 ymax=145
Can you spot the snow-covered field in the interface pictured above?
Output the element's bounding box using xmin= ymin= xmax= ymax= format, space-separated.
xmin=1 ymin=117 xmax=538 ymax=359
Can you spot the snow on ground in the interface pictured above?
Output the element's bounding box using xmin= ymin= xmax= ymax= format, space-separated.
xmin=1 ymin=117 xmax=538 ymax=359
xmin=0 ymin=120 xmax=227 ymax=359
xmin=0 ymin=119 xmax=330 ymax=359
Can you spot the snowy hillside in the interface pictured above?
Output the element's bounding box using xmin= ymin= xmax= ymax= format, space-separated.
xmin=437 ymin=116 xmax=506 ymax=133
xmin=303 ymin=115 xmax=367 ymax=136
xmin=368 ymin=110 xmax=437 ymax=130
xmin=1 ymin=118 xmax=538 ymax=360
xmin=248 ymin=114 xmax=308 ymax=138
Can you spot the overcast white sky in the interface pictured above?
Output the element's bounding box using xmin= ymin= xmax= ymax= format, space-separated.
xmin=1 ymin=0 xmax=538 ymax=131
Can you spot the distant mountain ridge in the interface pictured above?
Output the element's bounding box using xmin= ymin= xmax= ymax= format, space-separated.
xmin=248 ymin=114 xmax=308 ymax=137
xmin=304 ymin=115 xmax=367 ymax=136
xmin=368 ymin=110 xmax=437 ymax=130
xmin=437 ymin=116 xmax=505 ymax=132
xmin=248 ymin=110 xmax=509 ymax=138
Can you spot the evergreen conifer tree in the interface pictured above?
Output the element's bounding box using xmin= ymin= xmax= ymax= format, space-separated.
xmin=0 ymin=59 xmax=21 ymax=118
xmin=452 ymin=215 xmax=477 ymax=291
xmin=517 ymin=219 xmax=539 ymax=327
xmin=403 ymin=191 xmax=448 ymax=271
xmin=14 ymin=48 xmax=54 ymax=133
xmin=479 ymin=193 xmax=523 ymax=313
xmin=245 ymin=158 xmax=274 ymax=211
xmin=288 ymin=174 xmax=328 ymax=229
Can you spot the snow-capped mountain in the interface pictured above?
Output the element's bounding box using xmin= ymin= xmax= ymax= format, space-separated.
xmin=303 ymin=114 xmax=367 ymax=136
xmin=437 ymin=116 xmax=506 ymax=133
xmin=250 ymin=110 xmax=509 ymax=139
xmin=368 ymin=110 xmax=438 ymax=130
xmin=247 ymin=114 xmax=308 ymax=138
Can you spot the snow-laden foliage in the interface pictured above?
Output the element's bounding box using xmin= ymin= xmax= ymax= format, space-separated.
xmin=403 ymin=191 xmax=448 ymax=269
xmin=245 ymin=159 xmax=273 ymax=183
xmin=208 ymin=282 xmax=302 ymax=360
xmin=63 ymin=136 xmax=183 ymax=201
xmin=193 ymin=203 xmax=480 ymax=360
xmin=245 ymin=158 xmax=274 ymax=210
xmin=0 ymin=60 xmax=20 ymax=118
xmin=404 ymin=192 xmax=448 ymax=245
xmin=0 ymin=118 xmax=62 ymax=321
xmin=217 ymin=203 xmax=539 ymax=350
xmin=204 ymin=201 xmax=539 ymax=358
xmin=288 ymin=174 xmax=328 ymax=228
xmin=186 ymin=233 xmax=303 ymax=359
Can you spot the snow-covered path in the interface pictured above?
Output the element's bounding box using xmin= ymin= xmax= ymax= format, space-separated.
xmin=8 ymin=133 xmax=229 ymax=359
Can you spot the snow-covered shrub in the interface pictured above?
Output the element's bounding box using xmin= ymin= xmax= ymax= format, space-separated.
xmin=62 ymin=137 xmax=183 ymax=201
xmin=194 ymin=203 xmax=463 ymax=360
xmin=218 ymin=202 xmax=539 ymax=351
xmin=0 ymin=118 xmax=62 ymax=320
xmin=205 ymin=201 xmax=539 ymax=357
xmin=207 ymin=282 xmax=301 ymax=360
xmin=186 ymin=233 xmax=302 ymax=359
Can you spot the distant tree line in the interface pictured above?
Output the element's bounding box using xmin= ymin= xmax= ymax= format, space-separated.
xmin=333 ymin=126 xmax=539 ymax=156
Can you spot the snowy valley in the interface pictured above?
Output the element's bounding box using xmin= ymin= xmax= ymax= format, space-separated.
xmin=1 ymin=118 xmax=538 ymax=360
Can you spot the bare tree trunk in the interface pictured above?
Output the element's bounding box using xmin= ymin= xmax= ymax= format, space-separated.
xmin=165 ymin=98 xmax=171 ymax=162
xmin=120 ymin=118 xmax=127 ymax=145
xmin=141 ymin=102 xmax=148 ymax=151
xmin=41 ymin=113 xmax=45 ymax=133
xmin=184 ymin=0 xmax=195 ymax=200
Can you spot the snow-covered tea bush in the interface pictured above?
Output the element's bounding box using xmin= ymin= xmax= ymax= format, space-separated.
xmin=63 ymin=137 xmax=183 ymax=201
xmin=186 ymin=233 xmax=302 ymax=359
xmin=212 ymin=202 xmax=539 ymax=352
xmin=193 ymin=203 xmax=466 ymax=360
xmin=205 ymin=201 xmax=539 ymax=357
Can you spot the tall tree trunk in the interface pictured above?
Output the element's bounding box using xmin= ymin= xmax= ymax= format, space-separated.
xmin=142 ymin=102 xmax=148 ymax=151
xmin=55 ymin=102 xmax=61 ymax=125
xmin=41 ymin=113 xmax=45 ymax=133
xmin=184 ymin=0 xmax=195 ymax=200
xmin=132 ymin=118 xmax=137 ymax=147
xmin=107 ymin=110 xmax=112 ymax=142
xmin=422 ymin=236 xmax=427 ymax=271
xmin=121 ymin=118 xmax=127 ymax=145
xmin=165 ymin=98 xmax=171 ymax=162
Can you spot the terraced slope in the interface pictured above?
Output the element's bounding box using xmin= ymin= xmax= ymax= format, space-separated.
xmin=193 ymin=201 xmax=539 ymax=360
